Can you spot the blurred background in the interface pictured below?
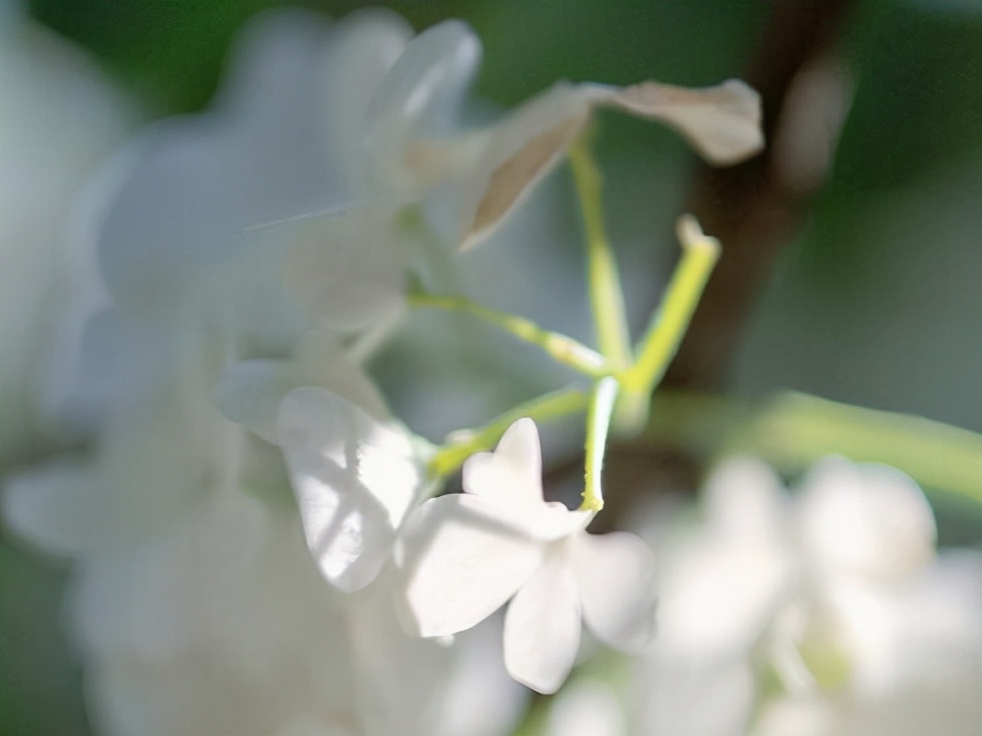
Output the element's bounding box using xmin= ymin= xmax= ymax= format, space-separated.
xmin=2 ymin=1 xmax=980 ymax=733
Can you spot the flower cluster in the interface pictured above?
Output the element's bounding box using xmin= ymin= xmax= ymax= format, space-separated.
xmin=3 ymin=7 xmax=981 ymax=736
xmin=15 ymin=6 xmax=926 ymax=735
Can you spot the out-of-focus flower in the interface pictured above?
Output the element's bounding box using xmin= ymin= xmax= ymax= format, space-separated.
xmin=0 ymin=6 xmax=132 ymax=458
xmin=545 ymin=678 xmax=626 ymax=736
xmin=396 ymin=418 xmax=656 ymax=693
xmin=632 ymin=456 xmax=982 ymax=736
xmin=2 ymin=10 xmax=522 ymax=734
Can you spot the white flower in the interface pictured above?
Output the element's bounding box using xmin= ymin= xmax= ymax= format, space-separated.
xmin=632 ymin=456 xmax=982 ymax=736
xmin=0 ymin=7 xmax=132 ymax=456
xmin=395 ymin=418 xmax=656 ymax=693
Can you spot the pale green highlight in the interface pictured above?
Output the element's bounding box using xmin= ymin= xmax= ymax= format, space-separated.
xmin=581 ymin=376 xmax=620 ymax=511
xmin=645 ymin=390 xmax=982 ymax=505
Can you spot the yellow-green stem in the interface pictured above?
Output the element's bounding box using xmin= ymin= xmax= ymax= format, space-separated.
xmin=428 ymin=387 xmax=589 ymax=478
xmin=617 ymin=216 xmax=720 ymax=432
xmin=580 ymin=376 xmax=620 ymax=511
xmin=643 ymin=390 xmax=982 ymax=506
xmin=409 ymin=292 xmax=608 ymax=378
xmin=569 ymin=137 xmax=633 ymax=370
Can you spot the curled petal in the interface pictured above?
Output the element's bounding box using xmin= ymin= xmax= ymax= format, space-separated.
xmin=394 ymin=493 xmax=544 ymax=638
xmin=571 ymin=531 xmax=657 ymax=652
xmin=503 ymin=550 xmax=582 ymax=694
xmin=445 ymin=78 xmax=761 ymax=250
xmin=278 ymin=387 xmax=423 ymax=592
xmin=433 ymin=82 xmax=591 ymax=250
xmin=600 ymin=79 xmax=764 ymax=166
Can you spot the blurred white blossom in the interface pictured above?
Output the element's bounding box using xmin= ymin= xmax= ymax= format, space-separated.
xmin=0 ymin=6 xmax=133 ymax=458
xmin=2 ymin=10 xmax=524 ymax=734
xmin=630 ymin=456 xmax=982 ymax=736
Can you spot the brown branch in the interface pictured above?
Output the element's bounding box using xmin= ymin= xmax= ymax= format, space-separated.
xmin=665 ymin=0 xmax=858 ymax=391
xmin=591 ymin=1 xmax=860 ymax=520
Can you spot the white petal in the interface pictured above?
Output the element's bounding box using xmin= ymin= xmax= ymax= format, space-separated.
xmin=702 ymin=456 xmax=789 ymax=541
xmin=364 ymin=20 xmax=481 ymax=194
xmin=571 ymin=531 xmax=657 ymax=652
xmin=601 ymin=79 xmax=764 ymax=165
xmin=278 ymin=387 xmax=423 ymax=592
xmin=394 ymin=493 xmax=544 ymax=638
xmin=214 ymin=330 xmax=389 ymax=444
xmin=503 ymin=549 xmax=581 ymax=694
xmin=796 ymin=456 xmax=937 ymax=580
xmin=638 ymin=655 xmax=757 ymax=736
xmin=282 ymin=208 xmax=407 ymax=333
xmin=317 ymin=9 xmax=413 ymax=188
xmin=439 ymin=82 xmax=592 ymax=250
xmin=3 ymin=461 xmax=95 ymax=555
xmin=546 ymin=679 xmax=625 ymax=736
xmin=462 ymin=417 xmax=544 ymax=507
xmin=93 ymin=10 xmax=358 ymax=319
xmin=445 ymin=77 xmax=761 ymax=250
xmin=462 ymin=419 xmax=590 ymax=542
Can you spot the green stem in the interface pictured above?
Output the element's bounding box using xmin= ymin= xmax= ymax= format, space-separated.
xmin=569 ymin=137 xmax=633 ymax=370
xmin=617 ymin=216 xmax=721 ymax=432
xmin=409 ymin=292 xmax=608 ymax=378
xmin=643 ymin=390 xmax=982 ymax=506
xmin=580 ymin=376 xmax=620 ymax=511
xmin=428 ymin=387 xmax=589 ymax=478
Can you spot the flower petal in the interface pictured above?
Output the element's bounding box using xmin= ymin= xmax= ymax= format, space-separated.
xmin=571 ymin=531 xmax=656 ymax=652
xmin=796 ymin=457 xmax=937 ymax=580
xmin=601 ymin=79 xmax=764 ymax=165
xmin=442 ymin=83 xmax=592 ymax=250
xmin=278 ymin=387 xmax=423 ymax=592
xmin=364 ymin=20 xmax=481 ymax=194
xmin=3 ymin=461 xmax=96 ymax=555
xmin=282 ymin=208 xmax=407 ymax=333
xmin=214 ymin=330 xmax=389 ymax=444
xmin=447 ymin=78 xmax=762 ymax=250
xmin=503 ymin=549 xmax=581 ymax=694
xmin=462 ymin=417 xmax=544 ymax=507
xmin=394 ymin=493 xmax=544 ymax=638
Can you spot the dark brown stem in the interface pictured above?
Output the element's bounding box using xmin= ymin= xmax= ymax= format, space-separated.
xmin=665 ymin=0 xmax=858 ymax=390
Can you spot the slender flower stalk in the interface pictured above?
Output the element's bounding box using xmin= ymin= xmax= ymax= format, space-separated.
xmin=616 ymin=215 xmax=721 ymax=433
xmin=581 ymin=376 xmax=620 ymax=511
xmin=409 ymin=291 xmax=609 ymax=377
xmin=569 ymin=137 xmax=633 ymax=371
